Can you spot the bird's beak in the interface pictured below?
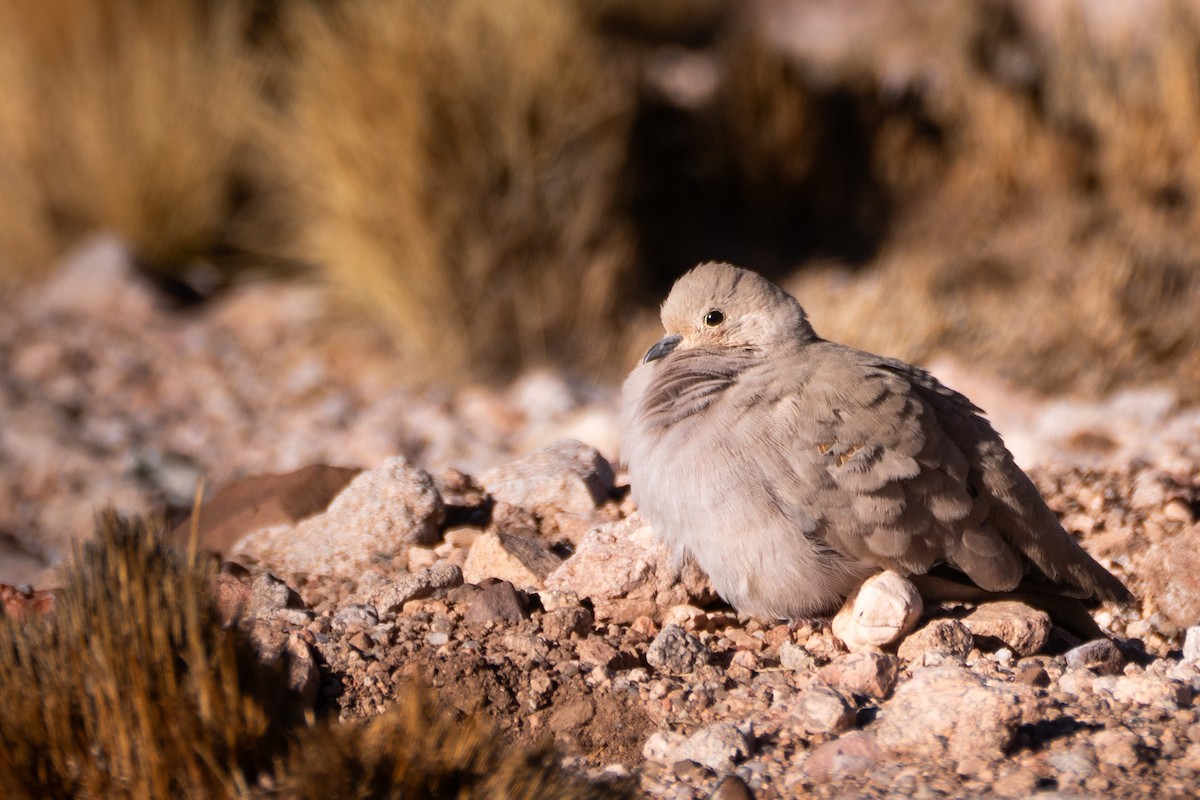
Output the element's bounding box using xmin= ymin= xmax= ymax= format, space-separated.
xmin=643 ymin=333 xmax=682 ymax=364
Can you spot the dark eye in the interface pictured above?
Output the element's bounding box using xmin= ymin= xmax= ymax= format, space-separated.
xmin=704 ymin=309 xmax=725 ymax=327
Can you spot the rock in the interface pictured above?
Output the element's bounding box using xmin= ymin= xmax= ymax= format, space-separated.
xmin=0 ymin=584 xmax=57 ymax=620
xmin=333 ymin=604 xmax=379 ymax=628
xmin=643 ymin=730 xmax=688 ymax=763
xmin=991 ymin=766 xmax=1038 ymax=798
xmin=407 ymin=547 xmax=438 ymax=572
xmin=779 ymin=642 xmax=818 ymax=672
xmin=818 ymin=652 xmax=900 ymax=700
xmin=897 ymin=619 xmax=974 ymax=663
xmin=537 ymin=588 xmax=582 ymax=612
xmin=1106 ymin=674 xmax=1193 ymax=708
xmin=794 ymin=684 xmax=856 ymax=734
xmin=576 ymin=637 xmax=619 ymax=668
xmin=462 ymin=530 xmax=563 ymax=590
xmin=1064 ymin=639 xmax=1125 ymax=675
xmin=285 ymin=634 xmax=320 ymax=706
xmin=251 ymin=573 xmax=303 ymax=612
xmin=463 ymin=581 xmax=528 ymax=626
xmin=647 ymin=624 xmax=709 ymax=676
xmin=541 ymin=606 xmax=594 ymax=640
xmin=231 ymin=458 xmax=444 ymax=586
xmin=168 ymin=464 xmax=360 ymax=557
xmin=959 ymin=601 xmax=1052 ymax=656
xmin=672 ymin=759 xmax=710 ymax=781
xmin=349 ymin=563 xmax=463 ymax=616
xmin=873 ymin=665 xmax=1042 ymax=760
xmin=1093 ymin=729 xmax=1141 ymax=769
xmin=831 ymin=571 xmax=923 ymax=652
xmin=1047 ymin=750 xmax=1098 ymax=780
xmin=544 ymin=514 xmax=714 ymax=622
xmin=1141 ymin=528 xmax=1200 ymax=630
xmin=673 ymin=722 xmax=751 ymax=773
xmin=663 ymin=604 xmax=710 ymax=631
xmin=479 ymin=439 xmax=614 ymax=516
xmin=1184 ymin=626 xmax=1200 ymax=663
xmin=212 ymin=572 xmax=252 ymax=624
xmin=709 ymin=774 xmax=754 ymax=800
xmin=804 ymin=732 xmax=885 ymax=782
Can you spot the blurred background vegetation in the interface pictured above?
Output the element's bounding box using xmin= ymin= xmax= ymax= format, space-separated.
xmin=1 ymin=0 xmax=1198 ymax=395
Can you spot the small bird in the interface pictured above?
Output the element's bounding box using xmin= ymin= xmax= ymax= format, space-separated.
xmin=621 ymin=262 xmax=1131 ymax=622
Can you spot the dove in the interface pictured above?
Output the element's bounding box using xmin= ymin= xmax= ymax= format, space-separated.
xmin=620 ymin=262 xmax=1131 ymax=622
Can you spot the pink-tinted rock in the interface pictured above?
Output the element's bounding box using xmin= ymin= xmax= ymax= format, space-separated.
xmin=1141 ymin=526 xmax=1200 ymax=631
xmin=575 ymin=637 xmax=619 ymax=668
xmin=960 ymin=601 xmax=1053 ymax=656
xmin=794 ymin=683 xmax=856 ymax=734
xmin=231 ymin=457 xmax=444 ymax=585
xmin=818 ymin=651 xmax=900 ymax=700
xmin=873 ymin=665 xmax=1042 ymax=760
xmin=212 ymin=572 xmax=252 ymax=625
xmin=543 ymin=514 xmax=715 ymax=622
xmin=540 ymin=606 xmax=594 ymax=640
xmin=480 ymin=440 xmax=614 ymax=516
xmin=462 ymin=530 xmax=563 ymax=590
xmin=0 ymin=584 xmax=58 ymax=620
xmin=804 ymin=732 xmax=885 ymax=782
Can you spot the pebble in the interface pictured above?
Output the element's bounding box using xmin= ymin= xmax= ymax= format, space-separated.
xmin=1065 ymin=639 xmax=1126 ymax=676
xmin=795 ymin=683 xmax=855 ymax=734
xmin=647 ymin=624 xmax=709 ymax=676
xmin=463 ymin=581 xmax=528 ymax=626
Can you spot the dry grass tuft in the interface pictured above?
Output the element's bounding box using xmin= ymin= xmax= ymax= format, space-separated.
xmin=0 ymin=512 xmax=298 ymax=798
xmin=278 ymin=685 xmax=631 ymax=800
xmin=285 ymin=0 xmax=637 ymax=381
xmin=0 ymin=512 xmax=627 ymax=798
xmin=0 ymin=0 xmax=266 ymax=280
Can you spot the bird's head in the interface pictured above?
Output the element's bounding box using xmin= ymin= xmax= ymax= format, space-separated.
xmin=643 ymin=262 xmax=817 ymax=363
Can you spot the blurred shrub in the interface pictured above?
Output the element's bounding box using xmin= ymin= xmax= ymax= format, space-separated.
xmin=0 ymin=0 xmax=266 ymax=281
xmin=737 ymin=0 xmax=1200 ymax=399
xmin=0 ymin=513 xmax=298 ymax=798
xmin=284 ymin=0 xmax=637 ymax=381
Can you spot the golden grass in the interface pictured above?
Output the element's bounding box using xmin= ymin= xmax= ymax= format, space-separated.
xmin=0 ymin=0 xmax=266 ymax=280
xmin=284 ymin=0 xmax=637 ymax=381
xmin=0 ymin=512 xmax=298 ymax=798
xmin=276 ymin=687 xmax=630 ymax=800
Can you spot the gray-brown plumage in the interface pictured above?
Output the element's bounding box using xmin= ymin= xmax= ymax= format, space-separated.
xmin=621 ymin=262 xmax=1131 ymax=621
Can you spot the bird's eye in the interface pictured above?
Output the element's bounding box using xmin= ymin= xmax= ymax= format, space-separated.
xmin=704 ymin=309 xmax=725 ymax=327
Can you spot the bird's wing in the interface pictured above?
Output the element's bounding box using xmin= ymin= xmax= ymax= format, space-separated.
xmin=753 ymin=344 xmax=1129 ymax=603
xmin=881 ymin=358 xmax=1132 ymax=604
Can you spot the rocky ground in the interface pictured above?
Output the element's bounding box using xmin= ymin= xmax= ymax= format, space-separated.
xmin=3 ymin=238 xmax=1200 ymax=798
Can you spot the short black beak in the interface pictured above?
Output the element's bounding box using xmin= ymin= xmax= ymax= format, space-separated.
xmin=643 ymin=333 xmax=682 ymax=364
